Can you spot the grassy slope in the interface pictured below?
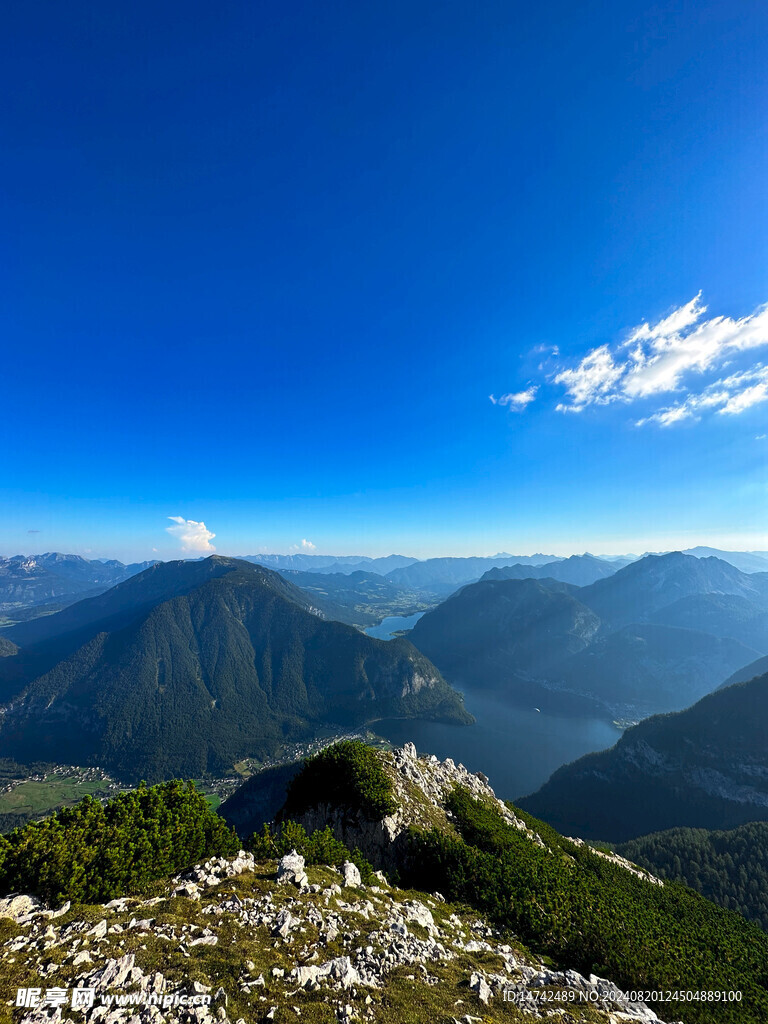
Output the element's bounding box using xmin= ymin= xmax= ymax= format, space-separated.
xmin=0 ymin=862 xmax=616 ymax=1024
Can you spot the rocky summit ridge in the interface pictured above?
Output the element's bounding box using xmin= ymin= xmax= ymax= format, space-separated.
xmin=281 ymin=742 xmax=660 ymax=887
xmin=0 ymin=744 xmax=679 ymax=1024
xmin=283 ymin=741 xmax=545 ymax=865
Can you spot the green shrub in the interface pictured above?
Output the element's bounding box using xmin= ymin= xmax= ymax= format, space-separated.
xmin=283 ymin=741 xmax=397 ymax=819
xmin=249 ymin=820 xmax=374 ymax=881
xmin=0 ymin=780 xmax=240 ymax=904
xmin=617 ymin=822 xmax=768 ymax=931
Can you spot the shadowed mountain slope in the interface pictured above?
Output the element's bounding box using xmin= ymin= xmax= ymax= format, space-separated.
xmin=409 ymin=552 xmax=768 ymax=716
xmin=410 ymin=577 xmax=599 ymax=684
xmin=519 ymin=671 xmax=768 ymax=841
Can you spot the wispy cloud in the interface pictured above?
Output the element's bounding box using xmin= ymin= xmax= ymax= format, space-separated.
xmin=166 ymin=516 xmax=216 ymax=553
xmin=489 ymin=386 xmax=538 ymax=410
xmin=546 ymin=294 xmax=768 ymax=424
xmin=636 ymin=366 xmax=768 ymax=427
xmin=289 ymin=538 xmax=316 ymax=552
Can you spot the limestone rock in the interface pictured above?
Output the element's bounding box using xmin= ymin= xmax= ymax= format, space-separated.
xmin=0 ymin=894 xmax=40 ymax=921
xmin=341 ymin=860 xmax=361 ymax=888
xmin=277 ymin=850 xmax=309 ymax=888
xmin=469 ymin=971 xmax=492 ymax=1004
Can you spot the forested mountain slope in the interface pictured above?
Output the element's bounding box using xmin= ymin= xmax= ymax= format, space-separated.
xmin=519 ymin=671 xmax=768 ymax=840
xmin=0 ymin=559 xmax=468 ymax=781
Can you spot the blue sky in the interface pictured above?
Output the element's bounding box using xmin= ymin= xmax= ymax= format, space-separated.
xmin=2 ymin=0 xmax=767 ymax=561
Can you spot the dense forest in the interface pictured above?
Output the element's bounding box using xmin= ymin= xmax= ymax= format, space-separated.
xmin=618 ymin=821 xmax=768 ymax=931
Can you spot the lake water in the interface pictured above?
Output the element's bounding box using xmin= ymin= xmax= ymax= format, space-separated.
xmin=366 ymin=612 xmax=622 ymax=799
xmin=365 ymin=612 xmax=425 ymax=639
xmin=376 ymin=690 xmax=622 ymax=802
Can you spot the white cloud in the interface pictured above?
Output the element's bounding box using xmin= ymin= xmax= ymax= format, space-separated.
xmin=549 ymin=295 xmax=768 ymax=424
xmin=553 ymin=346 xmax=622 ymax=410
xmin=489 ymin=386 xmax=538 ymax=410
xmin=625 ymin=292 xmax=705 ymax=345
xmin=720 ymin=378 xmax=768 ymax=415
xmin=166 ymin=516 xmax=216 ymax=553
xmin=289 ymin=538 xmax=316 ymax=552
xmin=635 ymin=366 xmax=768 ymax=427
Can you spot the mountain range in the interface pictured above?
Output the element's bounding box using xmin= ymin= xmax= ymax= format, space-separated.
xmin=480 ymin=552 xmax=631 ymax=586
xmin=679 ymin=547 xmax=768 ymax=574
xmin=580 ymin=552 xmax=768 ymax=630
xmin=4 ymin=545 xmax=767 ymax=618
xmin=4 ymin=548 xmax=768 ymax=730
xmin=247 ymin=546 xmax=768 ymax=585
xmin=240 ymin=553 xmax=419 ymax=574
xmin=0 ymin=557 xmax=468 ymax=781
xmin=0 ymin=553 xmax=156 ymax=621
xmin=518 ymin=668 xmax=768 ymax=841
xmin=409 ymin=552 xmax=768 ymax=716
xmin=379 ymin=553 xmax=562 ymax=595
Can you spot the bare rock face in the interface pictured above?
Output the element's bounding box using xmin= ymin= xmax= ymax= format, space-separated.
xmin=287 ymin=800 xmax=406 ymax=873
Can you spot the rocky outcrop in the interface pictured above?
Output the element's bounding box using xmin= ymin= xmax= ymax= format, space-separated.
xmin=287 ymin=742 xmax=547 ymax=875
xmin=276 ymin=850 xmax=308 ymax=888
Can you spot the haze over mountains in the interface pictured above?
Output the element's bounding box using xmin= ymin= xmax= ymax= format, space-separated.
xmin=0 ymin=553 xmax=156 ymax=620
xmin=0 ymin=557 xmax=468 ymax=781
xmin=481 ymin=553 xmax=632 ymax=586
xmin=675 ymin=547 xmax=768 ymax=574
xmin=409 ymin=552 xmax=768 ymax=716
xmin=5 ymin=545 xmax=768 ymax=618
xmin=241 ymin=553 xmax=419 ymax=574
